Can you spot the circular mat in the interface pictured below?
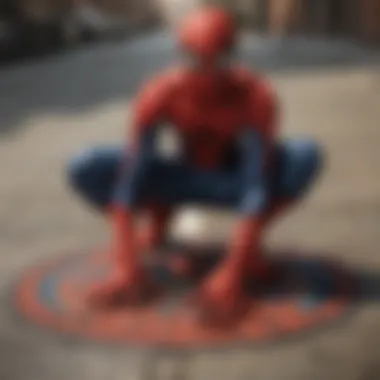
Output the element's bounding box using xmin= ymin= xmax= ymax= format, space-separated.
xmin=13 ymin=247 xmax=354 ymax=349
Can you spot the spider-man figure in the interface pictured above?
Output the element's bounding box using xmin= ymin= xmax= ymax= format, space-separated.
xmin=67 ymin=7 xmax=323 ymax=326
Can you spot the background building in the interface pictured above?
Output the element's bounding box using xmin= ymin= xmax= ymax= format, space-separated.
xmin=198 ymin=0 xmax=379 ymax=44
xmin=0 ymin=0 xmax=378 ymax=62
xmin=251 ymin=0 xmax=379 ymax=44
xmin=0 ymin=0 xmax=160 ymax=61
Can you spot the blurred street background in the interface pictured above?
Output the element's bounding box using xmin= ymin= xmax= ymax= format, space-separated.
xmin=0 ymin=0 xmax=379 ymax=63
xmin=0 ymin=1 xmax=379 ymax=380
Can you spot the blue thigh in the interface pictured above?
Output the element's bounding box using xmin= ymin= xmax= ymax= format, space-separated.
xmin=66 ymin=138 xmax=323 ymax=210
xmin=67 ymin=145 xmax=241 ymax=209
xmin=67 ymin=146 xmax=123 ymax=209
xmin=167 ymin=138 xmax=324 ymax=208
xmin=269 ymin=138 xmax=323 ymax=200
xmin=66 ymin=146 xmax=215 ymax=208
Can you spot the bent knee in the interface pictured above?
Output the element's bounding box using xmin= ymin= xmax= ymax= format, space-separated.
xmin=288 ymin=138 xmax=324 ymax=176
xmin=281 ymin=138 xmax=324 ymax=197
xmin=66 ymin=147 xmax=99 ymax=190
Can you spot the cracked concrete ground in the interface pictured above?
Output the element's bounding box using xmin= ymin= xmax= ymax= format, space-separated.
xmin=0 ymin=33 xmax=379 ymax=380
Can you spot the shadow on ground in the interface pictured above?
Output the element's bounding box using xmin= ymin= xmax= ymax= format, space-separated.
xmin=8 ymin=246 xmax=380 ymax=350
xmin=162 ymin=246 xmax=380 ymax=304
xmin=0 ymin=31 xmax=378 ymax=136
xmin=1 ymin=248 xmax=380 ymax=380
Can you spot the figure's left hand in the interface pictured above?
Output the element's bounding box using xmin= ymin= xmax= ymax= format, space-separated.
xmin=193 ymin=264 xmax=250 ymax=328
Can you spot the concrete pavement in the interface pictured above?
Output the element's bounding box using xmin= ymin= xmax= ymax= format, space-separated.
xmin=0 ymin=33 xmax=379 ymax=380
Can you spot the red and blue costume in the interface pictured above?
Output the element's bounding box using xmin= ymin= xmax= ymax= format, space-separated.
xmin=67 ymin=7 xmax=323 ymax=325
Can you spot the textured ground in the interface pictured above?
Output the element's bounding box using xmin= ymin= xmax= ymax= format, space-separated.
xmin=0 ymin=33 xmax=379 ymax=380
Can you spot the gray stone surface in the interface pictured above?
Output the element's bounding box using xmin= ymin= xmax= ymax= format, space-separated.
xmin=0 ymin=33 xmax=379 ymax=380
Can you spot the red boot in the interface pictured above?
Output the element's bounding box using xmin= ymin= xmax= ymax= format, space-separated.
xmin=194 ymin=263 xmax=250 ymax=328
xmin=85 ymin=267 xmax=157 ymax=308
xmin=86 ymin=206 xmax=158 ymax=309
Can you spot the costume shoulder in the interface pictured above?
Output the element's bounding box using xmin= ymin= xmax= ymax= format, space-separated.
xmin=239 ymin=68 xmax=279 ymax=140
xmin=132 ymin=68 xmax=180 ymax=128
